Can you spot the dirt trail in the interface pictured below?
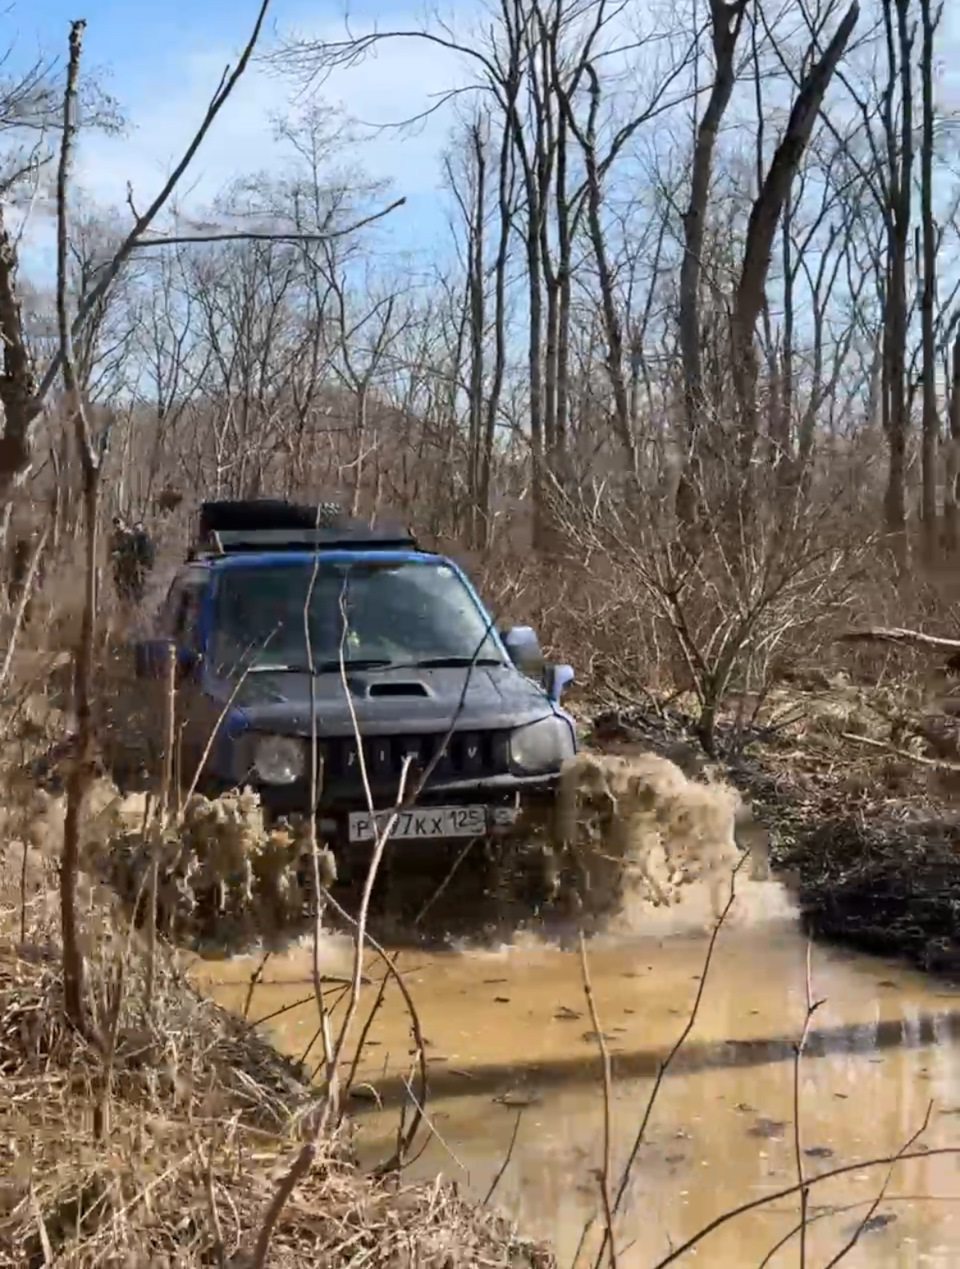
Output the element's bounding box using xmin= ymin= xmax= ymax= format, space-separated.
xmin=192 ymin=877 xmax=960 ymax=1267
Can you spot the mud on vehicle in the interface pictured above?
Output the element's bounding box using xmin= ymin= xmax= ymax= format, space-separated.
xmin=131 ymin=499 xmax=578 ymax=915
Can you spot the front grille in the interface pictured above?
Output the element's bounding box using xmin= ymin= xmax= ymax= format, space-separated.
xmin=317 ymin=730 xmax=510 ymax=788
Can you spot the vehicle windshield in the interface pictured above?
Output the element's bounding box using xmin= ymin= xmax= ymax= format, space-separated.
xmin=211 ymin=558 xmax=504 ymax=673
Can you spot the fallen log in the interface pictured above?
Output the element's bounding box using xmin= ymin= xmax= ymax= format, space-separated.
xmin=841 ymin=731 xmax=960 ymax=772
xmin=836 ymin=627 xmax=960 ymax=654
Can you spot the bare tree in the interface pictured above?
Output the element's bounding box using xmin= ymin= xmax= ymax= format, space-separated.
xmin=0 ymin=2 xmax=273 ymax=1034
xmin=945 ymin=332 xmax=960 ymax=553
xmin=675 ymin=0 xmax=749 ymax=528
xmin=319 ymin=246 xmax=402 ymax=517
xmin=731 ymin=2 xmax=859 ymax=525
xmin=918 ymin=0 xmax=942 ymax=560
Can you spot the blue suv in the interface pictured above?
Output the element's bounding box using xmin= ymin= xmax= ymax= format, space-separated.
xmin=133 ymin=500 xmax=576 ymax=892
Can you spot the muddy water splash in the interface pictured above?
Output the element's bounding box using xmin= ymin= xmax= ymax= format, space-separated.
xmin=192 ymin=878 xmax=960 ymax=1267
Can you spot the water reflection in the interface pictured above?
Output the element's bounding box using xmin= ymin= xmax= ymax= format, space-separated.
xmin=194 ymin=901 xmax=960 ymax=1267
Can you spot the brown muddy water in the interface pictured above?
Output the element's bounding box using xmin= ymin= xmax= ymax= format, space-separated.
xmin=191 ymin=880 xmax=960 ymax=1267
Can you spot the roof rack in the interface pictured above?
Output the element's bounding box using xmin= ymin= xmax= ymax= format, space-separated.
xmin=188 ymin=499 xmax=419 ymax=559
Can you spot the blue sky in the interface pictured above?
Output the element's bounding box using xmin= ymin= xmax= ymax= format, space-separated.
xmin=12 ymin=0 xmax=960 ymax=287
xmin=14 ymin=0 xmax=469 ymax=277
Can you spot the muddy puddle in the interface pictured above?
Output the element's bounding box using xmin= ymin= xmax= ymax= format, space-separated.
xmin=191 ymin=879 xmax=960 ymax=1266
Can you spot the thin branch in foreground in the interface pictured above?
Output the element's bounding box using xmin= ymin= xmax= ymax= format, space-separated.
xmin=579 ymin=933 xmax=618 ymax=1269
xmin=321 ymin=574 xmax=412 ymax=1112
xmin=820 ymin=1101 xmax=933 ymax=1268
xmin=399 ymin=1069 xmax=468 ymax=1174
xmin=318 ymin=751 xmax=408 ymax=1111
xmin=318 ymin=887 xmax=430 ymax=1175
xmin=144 ymin=641 xmax=177 ymax=1014
xmin=340 ymin=951 xmax=396 ymax=1096
xmin=792 ymin=940 xmax=827 ymax=1269
xmin=247 ymin=596 xmax=413 ymax=1267
xmin=56 ymin=16 xmax=100 ymax=1043
xmin=242 ymin=951 xmax=272 ymax=1021
xmin=321 ymin=752 xmax=413 ymax=1117
xmin=403 ymin=610 xmax=501 ymax=809
xmin=483 ymin=1106 xmax=525 ymax=1207
xmin=412 ymin=834 xmax=479 ymax=926
xmin=649 ymin=1143 xmax=960 ymax=1268
xmin=592 ymin=854 xmax=748 ymax=1269
xmin=571 ymin=1212 xmax=599 ymax=1269
xmin=180 ymin=628 xmax=279 ymax=814
xmin=0 ymin=523 xmax=47 ymax=693
xmin=304 ymin=507 xmax=333 ymax=1083
xmin=251 ymin=580 xmax=510 ymax=1253
xmin=26 ymin=0 xmax=273 ymax=444
xmin=301 ymin=984 xmax=351 ymax=1071
xmin=756 ymin=1203 xmax=859 ymax=1268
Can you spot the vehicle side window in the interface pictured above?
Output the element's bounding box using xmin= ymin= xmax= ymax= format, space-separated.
xmin=158 ymin=576 xmax=204 ymax=652
xmin=158 ymin=580 xmax=184 ymax=639
xmin=174 ymin=584 xmax=204 ymax=652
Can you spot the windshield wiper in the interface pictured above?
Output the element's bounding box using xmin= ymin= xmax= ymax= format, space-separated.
xmin=246 ymin=662 xmax=311 ymax=674
xmin=311 ymin=657 xmax=395 ymax=672
xmin=243 ymin=658 xmax=395 ymax=674
xmin=243 ymin=656 xmax=503 ymax=675
xmin=410 ymin=656 xmax=504 ymax=668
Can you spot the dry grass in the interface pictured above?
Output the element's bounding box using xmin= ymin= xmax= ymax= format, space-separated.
xmin=0 ymin=921 xmax=553 ymax=1268
xmin=0 ymin=916 xmax=303 ymax=1266
xmin=0 ymin=817 xmax=553 ymax=1269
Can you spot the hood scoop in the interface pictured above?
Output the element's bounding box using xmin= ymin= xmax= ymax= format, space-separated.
xmin=366 ymin=680 xmax=430 ymax=698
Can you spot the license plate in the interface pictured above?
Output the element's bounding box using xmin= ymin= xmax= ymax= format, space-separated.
xmin=348 ymin=804 xmax=487 ymax=843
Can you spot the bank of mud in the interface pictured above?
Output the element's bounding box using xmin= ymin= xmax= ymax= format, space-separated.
xmin=589 ymin=691 xmax=960 ymax=978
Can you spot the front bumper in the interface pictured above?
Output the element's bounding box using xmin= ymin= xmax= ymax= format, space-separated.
xmin=202 ymin=770 xmax=559 ymax=852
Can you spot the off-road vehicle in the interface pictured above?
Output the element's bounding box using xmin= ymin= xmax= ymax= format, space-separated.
xmin=133 ymin=499 xmax=577 ymax=903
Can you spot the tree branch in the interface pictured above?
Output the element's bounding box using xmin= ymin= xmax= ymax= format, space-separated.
xmin=0 ymin=0 xmax=273 ymax=496
xmin=126 ymin=196 xmax=407 ymax=249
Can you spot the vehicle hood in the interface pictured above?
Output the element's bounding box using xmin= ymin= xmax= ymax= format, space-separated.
xmin=214 ymin=664 xmax=559 ymax=736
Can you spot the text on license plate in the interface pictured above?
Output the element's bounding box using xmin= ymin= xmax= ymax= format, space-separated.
xmin=348 ymin=805 xmax=487 ymax=842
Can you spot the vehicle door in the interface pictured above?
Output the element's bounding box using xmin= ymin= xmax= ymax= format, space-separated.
xmin=163 ymin=570 xmax=214 ymax=789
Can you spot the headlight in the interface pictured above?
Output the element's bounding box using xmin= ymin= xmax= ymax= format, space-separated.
xmin=253 ymin=735 xmax=305 ymax=785
xmin=509 ymin=717 xmax=575 ymax=774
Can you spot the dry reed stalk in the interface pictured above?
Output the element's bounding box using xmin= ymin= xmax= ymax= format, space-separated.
xmin=303 ymin=520 xmax=334 ymax=1084
xmin=145 ymin=641 xmax=176 ymax=1015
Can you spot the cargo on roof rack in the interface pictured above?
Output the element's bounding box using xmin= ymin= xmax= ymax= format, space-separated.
xmin=189 ymin=498 xmax=419 ymax=558
xmin=199 ymin=498 xmax=344 ymax=536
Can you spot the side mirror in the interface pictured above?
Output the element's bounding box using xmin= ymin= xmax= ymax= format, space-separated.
xmin=133 ymin=638 xmax=177 ymax=681
xmin=502 ymin=624 xmax=544 ymax=675
xmin=544 ymin=662 xmax=575 ymax=703
xmin=176 ymin=647 xmax=201 ymax=684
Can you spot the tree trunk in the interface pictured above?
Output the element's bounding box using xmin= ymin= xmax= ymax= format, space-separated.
xmin=881 ymin=0 xmax=915 ymax=565
xmin=350 ymin=387 xmax=368 ymax=518
xmin=944 ymin=333 xmax=960 ymax=553
xmin=675 ymin=0 xmax=749 ymax=527
xmin=919 ymin=0 xmax=941 ymax=562
xmin=479 ymin=116 xmax=514 ymax=550
xmin=466 ymin=122 xmax=486 ymax=549
xmin=731 ymin=1 xmax=860 ymax=526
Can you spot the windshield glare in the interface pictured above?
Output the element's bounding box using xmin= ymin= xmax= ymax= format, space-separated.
xmin=212 ymin=559 xmax=503 ymax=673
